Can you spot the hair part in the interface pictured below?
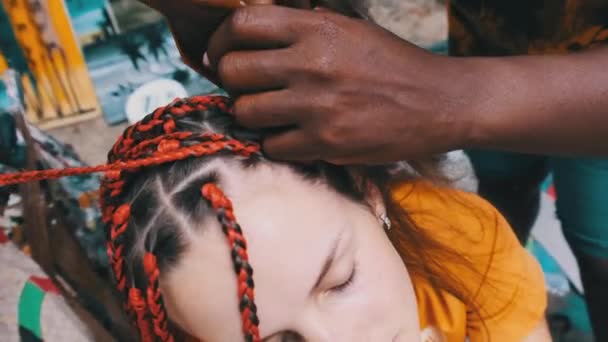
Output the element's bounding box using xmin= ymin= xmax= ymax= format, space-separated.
xmin=0 ymin=95 xmax=489 ymax=341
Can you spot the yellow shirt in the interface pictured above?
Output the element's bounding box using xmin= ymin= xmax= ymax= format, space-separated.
xmin=392 ymin=181 xmax=547 ymax=342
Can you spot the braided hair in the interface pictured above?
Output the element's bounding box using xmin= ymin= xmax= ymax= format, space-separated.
xmin=0 ymin=96 xmax=389 ymax=341
xmin=0 ymin=95 xmax=487 ymax=341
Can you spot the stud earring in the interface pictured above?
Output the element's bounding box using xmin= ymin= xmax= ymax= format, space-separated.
xmin=380 ymin=213 xmax=391 ymax=230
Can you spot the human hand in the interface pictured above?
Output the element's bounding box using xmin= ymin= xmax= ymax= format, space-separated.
xmin=206 ymin=6 xmax=476 ymax=164
xmin=139 ymin=0 xmax=311 ymax=80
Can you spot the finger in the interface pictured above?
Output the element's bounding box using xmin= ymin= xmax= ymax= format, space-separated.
xmin=276 ymin=0 xmax=311 ymax=8
xmin=233 ymin=90 xmax=304 ymax=128
xmin=262 ymin=128 xmax=321 ymax=161
xmin=206 ymin=6 xmax=310 ymax=69
xmin=218 ymin=50 xmax=290 ymax=93
xmin=325 ymin=157 xmax=361 ymax=165
xmin=164 ymin=7 xmax=229 ymax=80
xmin=325 ymin=147 xmax=399 ymax=165
xmin=325 ymin=156 xmax=383 ymax=165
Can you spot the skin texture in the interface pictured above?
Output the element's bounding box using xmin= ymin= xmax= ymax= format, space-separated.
xmin=462 ymin=47 xmax=608 ymax=157
xmin=202 ymin=6 xmax=471 ymax=165
xmin=138 ymin=1 xmax=309 ymax=80
xmin=204 ymin=6 xmax=608 ymax=162
xmin=146 ymin=1 xmax=608 ymax=162
xmin=161 ymin=160 xmax=420 ymax=341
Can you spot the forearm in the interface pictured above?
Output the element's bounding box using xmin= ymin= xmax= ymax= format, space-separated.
xmin=463 ymin=47 xmax=608 ymax=156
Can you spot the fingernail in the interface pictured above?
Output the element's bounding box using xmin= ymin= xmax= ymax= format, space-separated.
xmin=202 ymin=52 xmax=211 ymax=69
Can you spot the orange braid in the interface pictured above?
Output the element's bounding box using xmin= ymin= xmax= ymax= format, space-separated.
xmin=108 ymin=204 xmax=131 ymax=291
xmin=130 ymin=287 xmax=154 ymax=342
xmin=0 ymin=137 xmax=259 ymax=186
xmin=0 ymin=96 xmax=263 ymax=341
xmin=144 ymin=253 xmax=175 ymax=342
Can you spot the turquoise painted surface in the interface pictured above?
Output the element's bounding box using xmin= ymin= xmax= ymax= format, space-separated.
xmin=65 ymin=0 xmax=107 ymax=36
xmin=0 ymin=82 xmax=11 ymax=110
xmin=0 ymin=2 xmax=33 ymax=76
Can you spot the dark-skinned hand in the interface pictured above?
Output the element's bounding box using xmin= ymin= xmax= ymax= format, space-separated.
xmin=205 ymin=5 xmax=476 ymax=164
xmin=139 ymin=0 xmax=313 ymax=80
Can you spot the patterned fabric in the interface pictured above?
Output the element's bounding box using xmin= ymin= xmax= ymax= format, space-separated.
xmin=0 ymin=232 xmax=92 ymax=341
xmin=0 ymin=114 xmax=107 ymax=270
xmin=448 ymin=0 xmax=608 ymax=56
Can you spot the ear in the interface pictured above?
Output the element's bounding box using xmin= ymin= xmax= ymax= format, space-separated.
xmin=365 ymin=181 xmax=387 ymax=222
xmin=345 ymin=167 xmax=386 ymax=219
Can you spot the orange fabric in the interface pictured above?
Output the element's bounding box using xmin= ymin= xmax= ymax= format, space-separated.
xmin=448 ymin=0 xmax=608 ymax=56
xmin=392 ymin=181 xmax=547 ymax=342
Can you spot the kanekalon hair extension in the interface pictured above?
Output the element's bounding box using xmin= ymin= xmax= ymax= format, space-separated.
xmin=0 ymin=96 xmax=262 ymax=342
xmin=0 ymin=94 xmax=490 ymax=342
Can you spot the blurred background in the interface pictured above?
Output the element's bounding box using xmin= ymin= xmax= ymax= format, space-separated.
xmin=0 ymin=1 xmax=594 ymax=341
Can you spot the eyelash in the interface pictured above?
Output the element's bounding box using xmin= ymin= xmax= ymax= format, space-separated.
xmin=330 ymin=262 xmax=357 ymax=293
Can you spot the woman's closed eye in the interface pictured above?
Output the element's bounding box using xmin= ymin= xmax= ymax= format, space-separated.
xmin=329 ymin=262 xmax=357 ymax=293
xmin=281 ymin=331 xmax=303 ymax=342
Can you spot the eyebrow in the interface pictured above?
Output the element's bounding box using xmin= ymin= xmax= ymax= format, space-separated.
xmin=311 ymin=231 xmax=343 ymax=293
xmin=260 ymin=231 xmax=343 ymax=341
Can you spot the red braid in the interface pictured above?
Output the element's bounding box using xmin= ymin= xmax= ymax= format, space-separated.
xmin=201 ymin=183 xmax=260 ymax=341
xmin=130 ymin=287 xmax=154 ymax=342
xmin=144 ymin=253 xmax=174 ymax=342
xmin=0 ymin=96 xmax=262 ymax=342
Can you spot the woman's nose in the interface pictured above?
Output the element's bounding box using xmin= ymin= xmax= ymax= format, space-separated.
xmin=292 ymin=314 xmax=333 ymax=341
xmin=293 ymin=312 xmax=368 ymax=342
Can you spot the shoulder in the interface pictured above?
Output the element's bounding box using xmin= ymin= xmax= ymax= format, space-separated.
xmin=391 ymin=180 xmax=547 ymax=341
xmin=391 ymin=180 xmax=506 ymax=248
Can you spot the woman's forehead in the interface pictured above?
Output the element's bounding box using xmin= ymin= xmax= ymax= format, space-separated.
xmin=161 ymin=161 xmax=360 ymax=338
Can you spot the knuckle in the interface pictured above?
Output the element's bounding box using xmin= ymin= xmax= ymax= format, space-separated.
xmin=315 ymin=95 xmax=348 ymax=148
xmin=314 ymin=54 xmax=337 ymax=76
xmin=298 ymin=51 xmax=337 ymax=80
xmin=315 ymin=91 xmax=340 ymax=115
xmin=228 ymin=8 xmax=253 ymax=35
xmin=318 ymin=124 xmax=343 ymax=149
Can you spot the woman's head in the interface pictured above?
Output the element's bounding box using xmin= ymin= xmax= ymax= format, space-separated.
xmin=106 ymin=96 xmax=421 ymax=341
xmin=0 ymin=95 xmax=474 ymax=341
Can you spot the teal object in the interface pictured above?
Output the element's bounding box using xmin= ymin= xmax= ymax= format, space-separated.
xmin=0 ymin=2 xmax=34 ymax=77
xmin=541 ymin=174 xmax=554 ymax=192
xmin=427 ymin=40 xmax=448 ymax=55
xmin=550 ymin=157 xmax=608 ymax=258
xmin=18 ymin=282 xmax=45 ymax=339
xmin=466 ymin=149 xmax=608 ymax=258
xmin=0 ymin=82 xmax=11 ymax=110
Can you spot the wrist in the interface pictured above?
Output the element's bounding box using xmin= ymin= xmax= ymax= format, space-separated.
xmin=436 ymin=55 xmax=490 ymax=152
xmin=450 ymin=55 xmax=532 ymax=151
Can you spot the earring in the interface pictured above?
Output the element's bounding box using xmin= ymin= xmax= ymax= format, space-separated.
xmin=380 ymin=213 xmax=391 ymax=231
